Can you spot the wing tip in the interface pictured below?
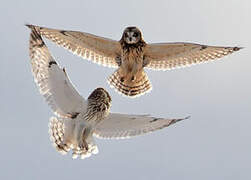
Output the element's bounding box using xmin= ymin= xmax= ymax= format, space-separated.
xmin=25 ymin=24 xmax=42 ymax=34
xmin=233 ymin=46 xmax=244 ymax=51
xmin=184 ymin=115 xmax=191 ymax=120
xmin=28 ymin=26 xmax=44 ymax=45
xmin=25 ymin=23 xmax=35 ymax=29
xmin=173 ymin=115 xmax=191 ymax=124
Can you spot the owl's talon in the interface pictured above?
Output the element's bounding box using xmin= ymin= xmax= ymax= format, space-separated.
xmin=79 ymin=141 xmax=89 ymax=151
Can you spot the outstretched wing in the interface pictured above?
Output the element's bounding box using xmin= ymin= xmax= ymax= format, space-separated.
xmin=26 ymin=24 xmax=121 ymax=68
xmin=94 ymin=113 xmax=189 ymax=139
xmin=28 ymin=27 xmax=87 ymax=118
xmin=144 ymin=42 xmax=242 ymax=70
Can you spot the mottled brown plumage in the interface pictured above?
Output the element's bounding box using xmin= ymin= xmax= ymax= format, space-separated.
xmin=28 ymin=27 xmax=189 ymax=159
xmin=108 ymin=27 xmax=151 ymax=96
xmin=86 ymin=88 xmax=112 ymax=123
xmin=26 ymin=24 xmax=243 ymax=97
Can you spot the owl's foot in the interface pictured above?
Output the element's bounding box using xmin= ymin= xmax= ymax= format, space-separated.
xmin=79 ymin=139 xmax=89 ymax=151
xmin=71 ymin=142 xmax=99 ymax=159
xmin=79 ymin=144 xmax=99 ymax=159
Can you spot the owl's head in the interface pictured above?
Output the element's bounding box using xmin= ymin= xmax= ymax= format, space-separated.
xmin=88 ymin=88 xmax=112 ymax=114
xmin=121 ymin=26 xmax=142 ymax=45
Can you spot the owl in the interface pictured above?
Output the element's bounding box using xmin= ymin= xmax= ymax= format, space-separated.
xmin=26 ymin=24 xmax=242 ymax=97
xmin=28 ymin=26 xmax=189 ymax=159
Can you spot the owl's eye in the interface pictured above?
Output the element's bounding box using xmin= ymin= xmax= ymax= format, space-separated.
xmin=133 ymin=32 xmax=138 ymax=37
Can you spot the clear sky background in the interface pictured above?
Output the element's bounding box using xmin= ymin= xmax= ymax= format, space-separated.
xmin=0 ymin=0 xmax=250 ymax=179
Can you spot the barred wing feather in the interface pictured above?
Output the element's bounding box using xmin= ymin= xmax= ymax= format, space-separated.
xmin=27 ymin=24 xmax=120 ymax=68
xmin=144 ymin=42 xmax=242 ymax=70
xmin=29 ymin=27 xmax=86 ymax=118
xmin=94 ymin=113 xmax=189 ymax=139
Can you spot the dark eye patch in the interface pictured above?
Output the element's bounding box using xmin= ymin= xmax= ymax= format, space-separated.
xmin=133 ymin=32 xmax=138 ymax=37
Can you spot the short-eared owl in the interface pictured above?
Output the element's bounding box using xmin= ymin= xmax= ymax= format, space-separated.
xmin=28 ymin=27 xmax=189 ymax=159
xmin=26 ymin=24 xmax=242 ymax=97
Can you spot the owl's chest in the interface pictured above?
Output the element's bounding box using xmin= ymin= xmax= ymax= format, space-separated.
xmin=121 ymin=48 xmax=144 ymax=70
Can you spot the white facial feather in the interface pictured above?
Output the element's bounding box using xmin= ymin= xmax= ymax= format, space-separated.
xmin=125 ymin=31 xmax=139 ymax=44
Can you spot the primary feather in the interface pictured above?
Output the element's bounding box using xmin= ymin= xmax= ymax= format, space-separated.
xmin=144 ymin=42 xmax=242 ymax=70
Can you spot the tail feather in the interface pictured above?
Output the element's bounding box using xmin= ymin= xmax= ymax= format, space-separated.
xmin=108 ymin=69 xmax=152 ymax=97
xmin=49 ymin=117 xmax=99 ymax=159
xmin=49 ymin=117 xmax=70 ymax=155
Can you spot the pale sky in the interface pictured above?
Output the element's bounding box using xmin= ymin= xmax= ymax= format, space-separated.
xmin=0 ymin=0 xmax=250 ymax=179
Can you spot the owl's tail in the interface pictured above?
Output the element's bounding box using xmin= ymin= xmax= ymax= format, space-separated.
xmin=49 ymin=117 xmax=98 ymax=159
xmin=108 ymin=68 xmax=152 ymax=97
xmin=49 ymin=117 xmax=70 ymax=155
